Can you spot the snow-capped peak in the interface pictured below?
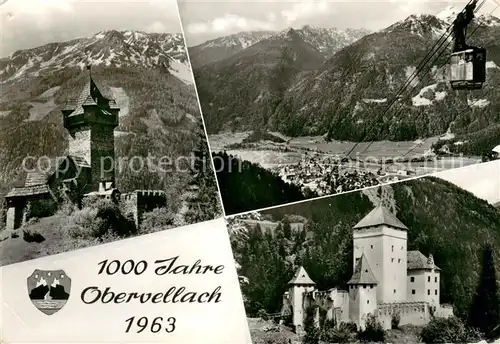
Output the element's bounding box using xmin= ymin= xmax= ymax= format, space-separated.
xmin=277 ymin=27 xmax=298 ymax=40
xmin=0 ymin=30 xmax=193 ymax=85
xmin=383 ymin=14 xmax=448 ymax=38
xmin=435 ymin=5 xmax=500 ymax=26
xmin=436 ymin=5 xmax=460 ymax=23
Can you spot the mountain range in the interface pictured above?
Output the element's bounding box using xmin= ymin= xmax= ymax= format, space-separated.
xmin=0 ymin=30 xmax=205 ymax=216
xmin=192 ymin=7 xmax=500 ymax=153
xmin=188 ymin=26 xmax=370 ymax=68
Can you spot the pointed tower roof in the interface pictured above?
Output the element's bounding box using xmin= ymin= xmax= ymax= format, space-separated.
xmin=62 ymin=65 xmax=118 ymax=116
xmin=353 ymin=204 xmax=408 ymax=230
xmin=288 ymin=266 xmax=315 ymax=286
xmin=347 ymin=254 xmax=378 ymax=285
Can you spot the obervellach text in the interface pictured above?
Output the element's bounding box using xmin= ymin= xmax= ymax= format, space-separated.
xmin=81 ymin=286 xmax=222 ymax=304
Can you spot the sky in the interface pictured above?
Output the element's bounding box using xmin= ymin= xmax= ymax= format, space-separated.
xmin=438 ymin=160 xmax=500 ymax=205
xmin=0 ymin=0 xmax=183 ymax=57
xmin=178 ymin=0 xmax=500 ymax=46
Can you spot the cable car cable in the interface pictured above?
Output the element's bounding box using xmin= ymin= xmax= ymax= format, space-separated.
xmin=387 ymin=1 xmax=495 ymax=162
xmin=351 ymin=0 xmax=489 ymax=159
xmin=343 ymin=27 xmax=456 ymax=157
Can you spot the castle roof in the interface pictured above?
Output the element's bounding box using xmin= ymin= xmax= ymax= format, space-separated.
xmin=67 ymin=155 xmax=91 ymax=168
xmin=407 ymin=251 xmax=441 ymax=271
xmin=353 ymin=204 xmax=408 ymax=230
xmin=5 ymin=156 xmax=91 ymax=200
xmin=5 ymin=184 xmax=51 ymax=198
xmin=288 ymin=266 xmax=316 ymax=286
xmin=63 ymin=67 xmax=118 ymax=116
xmin=347 ymin=254 xmax=378 ymax=285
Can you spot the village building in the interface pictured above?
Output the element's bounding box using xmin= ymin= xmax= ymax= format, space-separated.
xmin=280 ymin=205 xmax=453 ymax=333
xmin=4 ymin=67 xmax=166 ymax=230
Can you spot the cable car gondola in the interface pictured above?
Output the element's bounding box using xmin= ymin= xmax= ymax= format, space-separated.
xmin=449 ymin=0 xmax=486 ymax=90
xmin=450 ymin=47 xmax=486 ymax=90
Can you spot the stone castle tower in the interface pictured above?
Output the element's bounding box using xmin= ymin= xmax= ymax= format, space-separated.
xmin=352 ymin=204 xmax=408 ymax=303
xmin=347 ymin=253 xmax=378 ymax=326
xmin=287 ymin=266 xmax=316 ymax=332
xmin=61 ymin=66 xmax=119 ymax=192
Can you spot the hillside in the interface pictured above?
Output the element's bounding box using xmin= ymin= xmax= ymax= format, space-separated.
xmin=0 ymin=30 xmax=217 ymax=217
xmin=188 ymin=26 xmax=369 ymax=68
xmin=212 ymin=152 xmax=307 ymax=215
xmin=194 ymin=9 xmax=500 ymax=152
xmin=230 ymin=176 xmax=500 ymax=321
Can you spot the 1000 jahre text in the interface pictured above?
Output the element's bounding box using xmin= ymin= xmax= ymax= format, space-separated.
xmin=81 ymin=257 xmax=225 ymax=333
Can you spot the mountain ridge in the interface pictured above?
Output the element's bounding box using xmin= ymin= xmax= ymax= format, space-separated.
xmin=1 ymin=30 xmax=192 ymax=85
xmin=193 ymin=11 xmax=500 ymax=150
xmin=188 ymin=25 xmax=370 ymax=68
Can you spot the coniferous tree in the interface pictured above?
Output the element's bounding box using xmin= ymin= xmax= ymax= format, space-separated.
xmin=184 ymin=124 xmax=222 ymax=223
xmin=467 ymin=244 xmax=500 ymax=339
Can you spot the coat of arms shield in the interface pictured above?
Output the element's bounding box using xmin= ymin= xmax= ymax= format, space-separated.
xmin=27 ymin=269 xmax=71 ymax=315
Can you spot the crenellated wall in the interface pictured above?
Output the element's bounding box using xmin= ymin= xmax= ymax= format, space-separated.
xmin=121 ymin=190 xmax=167 ymax=228
xmin=376 ymin=301 xmax=429 ymax=330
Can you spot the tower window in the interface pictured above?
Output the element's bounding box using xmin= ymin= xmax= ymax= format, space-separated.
xmin=393 ymin=289 xmax=396 ymax=294
xmin=398 ymin=259 xmax=401 ymax=263
xmin=401 ymin=246 xmax=403 ymax=250
xmin=428 ymin=290 xmax=430 ymax=295
xmin=392 ymin=245 xmax=394 ymax=252
xmin=411 ymin=277 xmax=415 ymax=282
xmin=435 ymin=290 xmax=437 ymax=295
xmin=428 ymin=276 xmax=430 ymax=282
xmin=412 ymin=289 xmax=416 ymax=295
xmin=391 ymin=258 xmax=394 ymax=262
xmin=367 ymin=300 xmax=370 ymax=304
xmin=435 ymin=277 xmax=437 ymax=283
xmin=371 ymin=245 xmax=373 ymax=249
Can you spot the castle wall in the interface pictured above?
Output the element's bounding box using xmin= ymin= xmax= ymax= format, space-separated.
xmin=434 ymin=304 xmax=454 ymax=318
xmin=6 ymin=206 xmax=22 ymax=230
xmin=377 ymin=302 xmax=429 ymax=330
xmin=407 ymin=270 xmax=440 ymax=306
xmin=122 ymin=193 xmax=139 ymax=228
xmin=90 ymin=124 xmax=116 ymax=190
xmin=353 ymin=225 xmax=407 ymax=303
xmin=331 ymin=289 xmax=349 ymax=324
xmin=407 ymin=270 xmax=426 ymax=302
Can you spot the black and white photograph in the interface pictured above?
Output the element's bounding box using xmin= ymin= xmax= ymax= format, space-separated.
xmin=228 ymin=159 xmax=500 ymax=344
xmin=0 ymin=0 xmax=222 ymax=266
xmin=179 ymin=0 xmax=500 ymax=215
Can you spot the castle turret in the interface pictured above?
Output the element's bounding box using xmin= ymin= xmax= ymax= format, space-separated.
xmin=61 ymin=66 xmax=120 ymax=192
xmin=288 ymin=266 xmax=316 ymax=333
xmin=348 ymin=253 xmax=378 ymax=330
xmin=352 ymin=205 xmax=408 ymax=303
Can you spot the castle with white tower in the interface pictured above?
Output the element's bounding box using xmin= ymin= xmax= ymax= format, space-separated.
xmin=280 ymin=205 xmax=453 ymax=332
